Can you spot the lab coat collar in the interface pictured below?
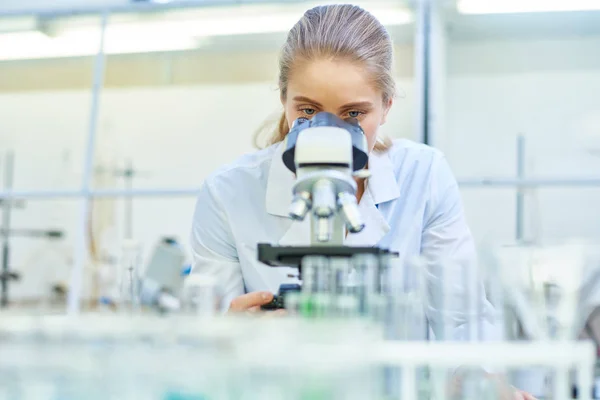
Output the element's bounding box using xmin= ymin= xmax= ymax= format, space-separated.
xmin=366 ymin=148 xmax=401 ymax=205
xmin=343 ymin=149 xmax=398 ymax=247
xmin=265 ymin=142 xmax=296 ymax=218
xmin=265 ymin=144 xmax=401 ymax=218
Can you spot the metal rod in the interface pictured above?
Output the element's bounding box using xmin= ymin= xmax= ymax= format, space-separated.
xmin=124 ymin=159 xmax=134 ymax=240
xmin=0 ymin=176 xmax=598 ymax=201
xmin=422 ymin=0 xmax=431 ymax=145
xmin=414 ymin=0 xmax=430 ymax=144
xmin=67 ymin=12 xmax=108 ymax=316
xmin=0 ymin=229 xmax=63 ymax=238
xmin=425 ymin=0 xmax=447 ymax=149
xmin=516 ymin=134 xmax=525 ymax=242
xmin=0 ymin=152 xmax=14 ymax=308
xmin=0 ymin=188 xmax=199 ymax=199
xmin=0 ymin=0 xmax=285 ymax=17
xmin=457 ymin=177 xmax=600 ymax=187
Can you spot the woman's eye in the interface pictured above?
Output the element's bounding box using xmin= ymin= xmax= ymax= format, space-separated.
xmin=302 ymin=108 xmax=316 ymax=116
xmin=348 ymin=110 xmax=362 ymax=118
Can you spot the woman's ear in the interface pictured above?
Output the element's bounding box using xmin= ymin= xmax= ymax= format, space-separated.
xmin=381 ymin=98 xmax=393 ymax=126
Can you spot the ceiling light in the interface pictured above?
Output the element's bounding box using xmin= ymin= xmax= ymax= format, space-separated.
xmin=0 ymin=29 xmax=200 ymax=61
xmin=0 ymin=16 xmax=39 ymax=33
xmin=0 ymin=2 xmax=412 ymax=61
xmin=458 ymin=0 xmax=600 ymax=14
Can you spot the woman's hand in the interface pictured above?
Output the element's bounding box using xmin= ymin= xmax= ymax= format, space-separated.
xmin=227 ymin=291 xmax=286 ymax=316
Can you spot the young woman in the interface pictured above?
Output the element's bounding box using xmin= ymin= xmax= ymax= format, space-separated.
xmin=191 ymin=6 xmax=535 ymax=398
xmin=191 ymin=3 xmax=476 ymax=319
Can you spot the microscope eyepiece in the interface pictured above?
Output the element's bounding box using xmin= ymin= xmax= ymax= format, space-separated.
xmin=282 ymin=112 xmax=369 ymax=173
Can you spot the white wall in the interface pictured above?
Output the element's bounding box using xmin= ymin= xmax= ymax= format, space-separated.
xmin=0 ymin=79 xmax=416 ymax=300
xmin=445 ymin=36 xmax=600 ymax=245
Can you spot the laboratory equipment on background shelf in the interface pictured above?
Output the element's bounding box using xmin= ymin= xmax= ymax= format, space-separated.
xmin=112 ymin=237 xmax=187 ymax=314
xmin=1 ymin=151 xmax=66 ymax=309
xmin=138 ymin=237 xmax=186 ymax=313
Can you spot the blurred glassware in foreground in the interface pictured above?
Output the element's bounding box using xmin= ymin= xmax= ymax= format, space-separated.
xmin=483 ymin=238 xmax=600 ymax=398
xmin=489 ymin=239 xmax=600 ymax=342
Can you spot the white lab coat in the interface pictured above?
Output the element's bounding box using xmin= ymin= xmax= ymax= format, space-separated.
xmin=190 ymin=138 xmax=497 ymax=341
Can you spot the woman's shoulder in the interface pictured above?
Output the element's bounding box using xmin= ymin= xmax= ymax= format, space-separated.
xmin=385 ymin=138 xmax=446 ymax=167
xmin=202 ymin=144 xmax=279 ymax=190
xmin=383 ymin=139 xmax=457 ymax=192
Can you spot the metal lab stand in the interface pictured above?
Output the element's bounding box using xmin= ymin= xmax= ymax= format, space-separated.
xmin=0 ymin=153 xmax=65 ymax=308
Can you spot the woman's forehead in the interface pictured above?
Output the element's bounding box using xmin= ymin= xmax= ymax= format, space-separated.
xmin=287 ymin=59 xmax=381 ymax=104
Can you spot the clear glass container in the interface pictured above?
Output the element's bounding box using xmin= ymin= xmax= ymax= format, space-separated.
xmin=116 ymin=239 xmax=143 ymax=315
xmin=180 ymin=274 xmax=217 ymax=317
xmin=491 ymin=239 xmax=600 ymax=341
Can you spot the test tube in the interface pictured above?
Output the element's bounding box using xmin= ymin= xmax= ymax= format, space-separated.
xmin=329 ymin=257 xmax=351 ymax=294
xmin=351 ymin=253 xmax=380 ymax=317
xmin=330 ymin=257 xmax=358 ymax=318
xmin=421 ymin=257 xmax=482 ymax=341
xmin=314 ymin=256 xmax=331 ymax=293
xmin=379 ymin=253 xmax=393 ymax=295
xmin=300 ymin=256 xmax=329 ymax=317
xmin=117 ymin=250 xmax=141 ymax=315
xmin=301 ymin=256 xmax=319 ymax=294
xmin=118 ymin=240 xmax=142 ymax=314
xmin=314 ymin=256 xmax=332 ymax=317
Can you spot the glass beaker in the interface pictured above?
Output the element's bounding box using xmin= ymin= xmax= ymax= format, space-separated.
xmin=180 ymin=274 xmax=217 ymax=317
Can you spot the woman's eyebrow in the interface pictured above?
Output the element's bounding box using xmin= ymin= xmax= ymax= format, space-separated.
xmin=339 ymin=101 xmax=373 ymax=110
xmin=292 ymin=96 xmax=323 ymax=107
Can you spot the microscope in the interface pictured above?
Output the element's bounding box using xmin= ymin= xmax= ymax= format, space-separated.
xmin=258 ymin=112 xmax=395 ymax=309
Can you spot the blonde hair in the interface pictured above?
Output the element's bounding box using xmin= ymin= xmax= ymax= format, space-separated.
xmin=255 ymin=4 xmax=395 ymax=151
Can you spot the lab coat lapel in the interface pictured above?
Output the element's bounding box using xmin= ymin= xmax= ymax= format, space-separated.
xmin=345 ymin=149 xmax=400 ymax=247
xmin=265 ymin=143 xmax=312 ymax=245
xmin=344 ymin=190 xmax=390 ymax=246
xmin=265 ymin=142 xmax=295 ymax=218
xmin=277 ymin=218 xmax=312 ymax=246
xmin=367 ymin=147 xmax=401 ymax=206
